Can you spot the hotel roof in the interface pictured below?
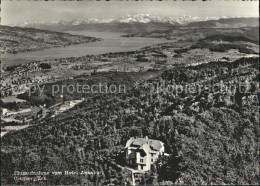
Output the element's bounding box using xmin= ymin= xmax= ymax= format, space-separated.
xmin=125 ymin=137 xmax=164 ymax=153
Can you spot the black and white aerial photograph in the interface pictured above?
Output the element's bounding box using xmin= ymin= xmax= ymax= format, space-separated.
xmin=0 ymin=0 xmax=259 ymax=185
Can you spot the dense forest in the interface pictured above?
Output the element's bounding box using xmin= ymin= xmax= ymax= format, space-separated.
xmin=1 ymin=57 xmax=259 ymax=185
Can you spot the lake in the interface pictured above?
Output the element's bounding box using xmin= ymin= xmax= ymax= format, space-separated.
xmin=1 ymin=31 xmax=167 ymax=66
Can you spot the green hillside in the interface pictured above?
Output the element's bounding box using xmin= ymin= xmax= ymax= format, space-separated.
xmin=0 ymin=25 xmax=100 ymax=54
xmin=1 ymin=57 xmax=259 ymax=185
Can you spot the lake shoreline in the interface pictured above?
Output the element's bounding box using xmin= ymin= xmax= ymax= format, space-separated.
xmin=2 ymin=31 xmax=168 ymax=67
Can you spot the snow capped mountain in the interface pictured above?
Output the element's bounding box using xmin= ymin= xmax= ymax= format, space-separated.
xmin=69 ymin=18 xmax=115 ymax=25
xmin=118 ymin=14 xmax=158 ymax=23
xmin=220 ymin=15 xmax=241 ymax=19
xmin=17 ymin=14 xmax=250 ymax=28
xmin=173 ymin=15 xmax=219 ymax=24
xmin=17 ymin=18 xmax=115 ymax=27
xmin=116 ymin=14 xmax=220 ymax=24
xmin=19 ymin=21 xmax=49 ymax=26
xmin=17 ymin=20 xmax=61 ymax=27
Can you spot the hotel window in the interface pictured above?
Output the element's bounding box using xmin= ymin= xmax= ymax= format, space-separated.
xmin=151 ymin=158 xmax=153 ymax=162
xmin=140 ymin=159 xmax=143 ymax=163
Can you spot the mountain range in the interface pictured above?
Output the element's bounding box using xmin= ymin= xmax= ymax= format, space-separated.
xmin=18 ymin=14 xmax=259 ymax=32
xmin=19 ymin=14 xmax=226 ymax=26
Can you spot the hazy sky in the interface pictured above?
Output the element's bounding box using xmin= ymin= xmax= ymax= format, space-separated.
xmin=2 ymin=1 xmax=259 ymax=25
